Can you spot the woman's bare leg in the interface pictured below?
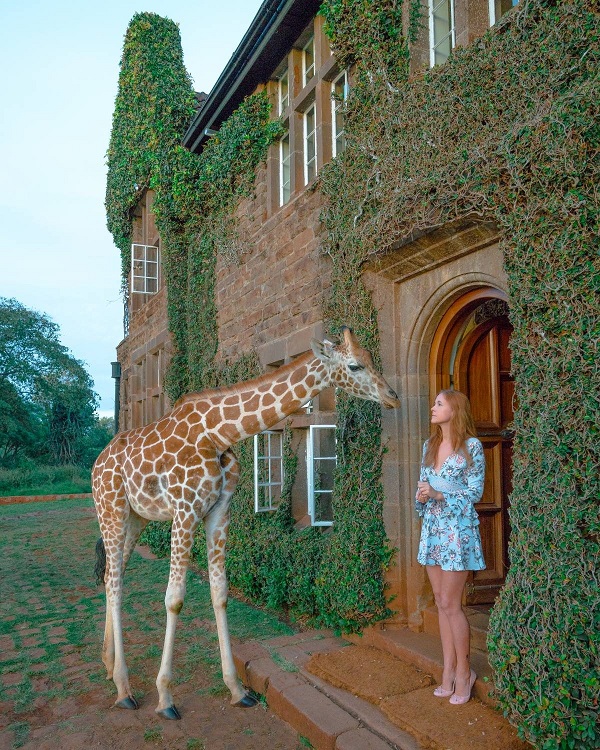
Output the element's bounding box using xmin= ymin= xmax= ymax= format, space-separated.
xmin=427 ymin=566 xmax=470 ymax=693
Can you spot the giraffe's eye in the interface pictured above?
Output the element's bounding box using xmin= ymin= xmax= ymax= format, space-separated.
xmin=348 ymin=364 xmax=364 ymax=372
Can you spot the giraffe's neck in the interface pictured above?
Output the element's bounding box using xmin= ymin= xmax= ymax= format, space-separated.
xmin=182 ymin=353 xmax=331 ymax=450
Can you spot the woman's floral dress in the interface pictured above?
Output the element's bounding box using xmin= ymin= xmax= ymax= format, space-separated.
xmin=415 ymin=437 xmax=486 ymax=571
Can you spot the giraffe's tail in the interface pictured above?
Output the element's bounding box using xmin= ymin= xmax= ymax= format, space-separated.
xmin=94 ymin=537 xmax=106 ymax=586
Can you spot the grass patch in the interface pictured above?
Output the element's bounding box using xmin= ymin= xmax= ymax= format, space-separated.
xmin=270 ymin=651 xmax=299 ymax=673
xmin=0 ymin=464 xmax=91 ymax=497
xmin=8 ymin=721 xmax=29 ymax=748
xmin=0 ymin=497 xmax=296 ymax=717
xmin=143 ymin=727 xmax=163 ymax=742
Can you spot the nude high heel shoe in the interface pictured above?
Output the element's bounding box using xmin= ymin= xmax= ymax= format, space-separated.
xmin=433 ymin=681 xmax=455 ymax=697
xmin=449 ymin=670 xmax=476 ymax=705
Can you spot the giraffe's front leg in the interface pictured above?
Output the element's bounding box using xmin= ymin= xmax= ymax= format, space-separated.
xmin=155 ymin=516 xmax=196 ymax=720
xmin=205 ymin=451 xmax=257 ymax=707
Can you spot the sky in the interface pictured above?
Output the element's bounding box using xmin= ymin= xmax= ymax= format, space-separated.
xmin=0 ymin=0 xmax=264 ymax=415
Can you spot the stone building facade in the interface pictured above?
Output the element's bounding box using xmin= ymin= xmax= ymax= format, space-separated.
xmin=115 ymin=0 xmax=519 ymax=629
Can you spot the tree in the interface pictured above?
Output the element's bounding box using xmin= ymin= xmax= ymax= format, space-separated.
xmin=0 ymin=379 xmax=45 ymax=462
xmin=0 ymin=297 xmax=100 ymax=466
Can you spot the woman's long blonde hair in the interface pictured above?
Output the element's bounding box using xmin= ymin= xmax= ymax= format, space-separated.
xmin=423 ymin=389 xmax=478 ymax=467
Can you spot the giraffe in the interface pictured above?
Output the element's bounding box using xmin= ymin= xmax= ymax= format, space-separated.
xmin=92 ymin=326 xmax=400 ymax=719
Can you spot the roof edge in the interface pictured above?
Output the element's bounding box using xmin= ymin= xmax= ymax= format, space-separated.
xmin=183 ymin=0 xmax=322 ymax=153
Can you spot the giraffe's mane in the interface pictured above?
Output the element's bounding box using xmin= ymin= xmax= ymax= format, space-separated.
xmin=171 ymin=351 xmax=316 ymax=409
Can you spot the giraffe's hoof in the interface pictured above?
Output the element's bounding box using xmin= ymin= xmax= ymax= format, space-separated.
xmin=156 ymin=705 xmax=182 ymax=720
xmin=115 ymin=696 xmax=139 ymax=710
xmin=235 ymin=693 xmax=258 ymax=708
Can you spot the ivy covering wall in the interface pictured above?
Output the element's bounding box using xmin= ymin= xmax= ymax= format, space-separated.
xmin=106 ymin=4 xmax=599 ymax=748
xmin=318 ymin=1 xmax=599 ymax=748
xmin=107 ymin=12 xmax=394 ymax=636
xmin=105 ymin=13 xmax=196 ymax=288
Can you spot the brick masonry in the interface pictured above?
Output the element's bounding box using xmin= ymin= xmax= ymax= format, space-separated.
xmin=216 ymin=174 xmax=331 ymax=363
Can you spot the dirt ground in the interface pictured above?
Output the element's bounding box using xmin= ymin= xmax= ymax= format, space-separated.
xmin=0 ymin=499 xmax=305 ymax=750
xmin=0 ymin=673 xmax=303 ymax=750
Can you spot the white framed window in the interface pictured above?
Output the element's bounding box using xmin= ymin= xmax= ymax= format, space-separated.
xmin=254 ymin=431 xmax=284 ymax=512
xmin=304 ymin=103 xmax=317 ymax=184
xmin=307 ymin=425 xmax=336 ymax=526
xmin=302 ymin=36 xmax=315 ymax=86
xmin=131 ymin=244 xmax=159 ymax=294
xmin=279 ymin=131 xmax=291 ymax=205
xmin=278 ymin=69 xmax=289 ymax=115
xmin=331 ymin=71 xmax=349 ymax=158
xmin=429 ymin=0 xmax=455 ymax=67
xmin=489 ymin=0 xmax=519 ymax=25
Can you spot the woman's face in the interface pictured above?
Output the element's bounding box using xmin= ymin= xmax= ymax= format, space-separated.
xmin=431 ymin=393 xmax=453 ymax=425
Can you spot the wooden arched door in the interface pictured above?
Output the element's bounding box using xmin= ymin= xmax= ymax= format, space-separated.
xmin=431 ymin=293 xmax=513 ymax=604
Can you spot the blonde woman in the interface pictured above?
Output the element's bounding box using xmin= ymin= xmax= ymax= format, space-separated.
xmin=416 ymin=390 xmax=485 ymax=704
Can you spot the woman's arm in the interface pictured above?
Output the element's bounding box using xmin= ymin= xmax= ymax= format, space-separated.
xmin=415 ymin=442 xmax=431 ymax=517
xmin=436 ymin=439 xmax=486 ymax=513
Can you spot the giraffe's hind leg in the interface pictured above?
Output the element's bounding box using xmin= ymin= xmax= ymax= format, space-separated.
xmin=99 ymin=513 xmax=141 ymax=710
xmin=101 ymin=512 xmax=147 ymax=683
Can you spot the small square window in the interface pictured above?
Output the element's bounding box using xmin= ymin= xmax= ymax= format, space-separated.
xmin=131 ymin=244 xmax=159 ymax=294
xmin=254 ymin=431 xmax=284 ymax=512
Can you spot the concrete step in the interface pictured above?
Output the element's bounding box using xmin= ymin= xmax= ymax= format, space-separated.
xmin=345 ymin=625 xmax=496 ymax=708
xmin=233 ymin=631 xmax=423 ymax=750
xmin=232 ymin=627 xmax=527 ymax=750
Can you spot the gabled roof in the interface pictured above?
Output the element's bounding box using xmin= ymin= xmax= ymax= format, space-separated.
xmin=183 ymin=0 xmax=322 ymax=154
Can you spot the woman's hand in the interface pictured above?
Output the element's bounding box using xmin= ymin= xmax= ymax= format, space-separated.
xmin=417 ymin=481 xmax=443 ymax=502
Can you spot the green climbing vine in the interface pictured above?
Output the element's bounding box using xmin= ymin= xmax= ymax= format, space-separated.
xmin=105 ymin=12 xmax=196 ymax=290
xmin=107 ymin=4 xmax=599 ymax=747
xmin=107 ymin=11 xmax=394 ymax=636
xmin=317 ymin=0 xmax=600 ymax=748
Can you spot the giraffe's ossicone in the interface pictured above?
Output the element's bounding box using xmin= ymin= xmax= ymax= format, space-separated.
xmin=92 ymin=326 xmax=400 ymax=718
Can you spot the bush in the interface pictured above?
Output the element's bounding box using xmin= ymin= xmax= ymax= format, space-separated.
xmin=0 ymin=463 xmax=92 ymax=496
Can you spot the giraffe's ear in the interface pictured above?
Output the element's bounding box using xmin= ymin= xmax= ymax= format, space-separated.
xmin=341 ymin=326 xmax=358 ymax=347
xmin=311 ymin=338 xmax=336 ymax=361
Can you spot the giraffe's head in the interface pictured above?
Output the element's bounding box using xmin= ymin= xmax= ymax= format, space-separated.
xmin=311 ymin=326 xmax=400 ymax=409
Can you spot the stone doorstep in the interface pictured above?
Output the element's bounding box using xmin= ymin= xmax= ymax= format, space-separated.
xmin=346 ymin=627 xmax=496 ymax=709
xmin=232 ymin=633 xmax=424 ymax=750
